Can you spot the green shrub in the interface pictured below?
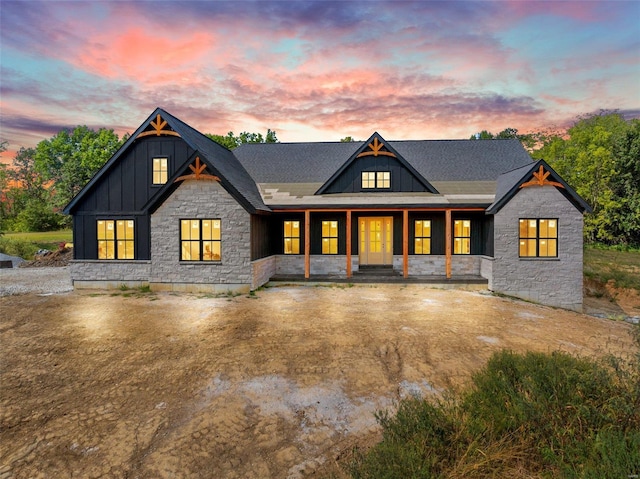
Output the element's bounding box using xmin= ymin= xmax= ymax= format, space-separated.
xmin=0 ymin=237 xmax=39 ymax=259
xmin=347 ymin=346 xmax=640 ymax=479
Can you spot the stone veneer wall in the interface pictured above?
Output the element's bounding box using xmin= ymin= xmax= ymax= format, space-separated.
xmin=251 ymin=256 xmax=276 ymax=289
xmin=310 ymin=255 xmax=347 ymax=275
xmin=149 ymin=180 xmax=252 ymax=291
xmin=275 ymin=255 xmax=358 ymax=276
xmin=275 ymin=255 xmax=304 ymax=275
xmin=492 ymin=186 xmax=584 ymax=311
xmin=70 ymin=260 xmax=151 ymax=289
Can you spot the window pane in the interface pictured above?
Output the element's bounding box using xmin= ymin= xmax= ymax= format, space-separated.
xmin=203 ymin=241 xmax=220 ymax=260
xmin=124 ymin=240 xmax=134 ymax=259
xmin=202 ymin=220 xmax=213 ymax=240
xmin=330 ymin=221 xmax=337 ymax=236
xmin=454 ymin=220 xmax=462 ymax=237
xmin=377 ymin=171 xmax=390 ymax=188
xmin=539 ymin=219 xmax=548 ymax=238
xmin=105 ymin=221 xmax=115 ymax=240
xmin=423 ymin=238 xmax=431 ymax=254
xmin=284 ymin=221 xmax=292 ymax=237
xmin=116 ymin=220 xmax=125 ymax=239
xmin=322 ymin=221 xmax=329 ymax=237
xmin=322 ymin=238 xmax=330 ymax=254
xmin=547 ymin=239 xmax=557 ymax=257
xmin=548 ymin=220 xmax=557 ymax=238
xmin=181 ymin=220 xmax=190 ymax=240
xmin=292 ymin=238 xmax=300 ymax=254
xmin=212 ymin=220 xmax=221 ymax=240
xmin=415 ymin=220 xmax=422 ymax=237
xmin=98 ymin=240 xmax=107 ymax=259
xmin=329 ymin=238 xmax=337 ymax=254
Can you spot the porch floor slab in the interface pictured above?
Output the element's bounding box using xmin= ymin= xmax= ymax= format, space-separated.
xmin=267 ymin=274 xmax=488 ymax=290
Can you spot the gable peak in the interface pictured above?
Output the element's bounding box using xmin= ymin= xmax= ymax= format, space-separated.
xmin=356 ymin=133 xmax=397 ymax=159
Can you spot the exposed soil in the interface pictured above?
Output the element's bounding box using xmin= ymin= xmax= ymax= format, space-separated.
xmin=19 ymin=247 xmax=73 ymax=268
xmin=1 ymin=283 xmax=637 ymax=479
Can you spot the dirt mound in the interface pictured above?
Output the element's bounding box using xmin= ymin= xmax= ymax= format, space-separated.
xmin=20 ymin=247 xmax=73 ymax=268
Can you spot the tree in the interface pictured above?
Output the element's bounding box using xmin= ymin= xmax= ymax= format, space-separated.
xmin=34 ymin=126 xmax=123 ymax=211
xmin=207 ymin=129 xmax=278 ymax=149
xmin=469 ymin=130 xmax=495 ymax=140
xmin=340 ymin=136 xmax=356 ymax=142
xmin=610 ymin=119 xmax=640 ymax=245
xmin=533 ymin=112 xmax=636 ymax=245
xmin=4 ymin=147 xmax=63 ymax=231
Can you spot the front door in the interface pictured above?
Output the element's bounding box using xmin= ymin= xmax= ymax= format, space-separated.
xmin=359 ymin=217 xmax=393 ymax=265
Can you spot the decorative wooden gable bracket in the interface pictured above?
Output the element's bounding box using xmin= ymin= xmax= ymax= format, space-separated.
xmin=136 ymin=114 xmax=181 ymax=139
xmin=356 ymin=137 xmax=396 ymax=158
xmin=520 ymin=165 xmax=564 ymax=189
xmin=174 ymin=157 xmax=220 ymax=183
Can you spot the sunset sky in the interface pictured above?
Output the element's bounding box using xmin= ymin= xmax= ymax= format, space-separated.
xmin=1 ymin=0 xmax=639 ymax=162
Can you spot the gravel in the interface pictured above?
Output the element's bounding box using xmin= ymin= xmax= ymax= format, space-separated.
xmin=0 ymin=267 xmax=73 ymax=297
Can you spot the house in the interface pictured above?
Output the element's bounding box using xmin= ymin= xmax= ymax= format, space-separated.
xmin=64 ymin=108 xmax=591 ymax=311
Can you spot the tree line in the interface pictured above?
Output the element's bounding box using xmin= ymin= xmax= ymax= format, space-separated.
xmin=0 ymin=129 xmax=277 ymax=232
xmin=1 ymin=113 xmax=638 ymax=247
xmin=471 ymin=112 xmax=639 ymax=246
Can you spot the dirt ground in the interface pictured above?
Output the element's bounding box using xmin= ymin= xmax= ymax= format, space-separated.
xmin=1 ymin=284 xmax=638 ymax=479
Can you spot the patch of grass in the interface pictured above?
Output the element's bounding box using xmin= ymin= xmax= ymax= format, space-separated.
xmin=4 ymin=229 xmax=73 ymax=256
xmin=347 ymin=335 xmax=640 ymax=479
xmin=0 ymin=237 xmax=40 ymax=259
xmin=4 ymin=229 xmax=73 ymax=243
xmin=584 ymin=245 xmax=640 ymax=291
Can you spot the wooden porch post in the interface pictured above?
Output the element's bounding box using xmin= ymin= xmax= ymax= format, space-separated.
xmin=304 ymin=210 xmax=310 ymax=279
xmin=403 ymin=209 xmax=409 ymax=278
xmin=346 ymin=210 xmax=352 ymax=278
xmin=445 ymin=209 xmax=452 ymax=279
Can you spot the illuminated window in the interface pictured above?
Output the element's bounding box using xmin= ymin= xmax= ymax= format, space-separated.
xmin=362 ymin=172 xmax=376 ymax=189
xmin=97 ymin=219 xmax=134 ymax=259
xmin=453 ymin=220 xmax=471 ymax=254
xmin=519 ymin=219 xmax=557 ymax=257
xmin=180 ymin=219 xmax=221 ymax=261
xmin=284 ymin=220 xmax=300 ymax=254
xmin=322 ymin=220 xmax=338 ymax=254
xmin=153 ymin=158 xmax=168 ymax=184
xmin=376 ymin=171 xmax=390 ymax=188
xmin=361 ymin=171 xmax=390 ymax=189
xmin=414 ymin=220 xmax=431 ymax=254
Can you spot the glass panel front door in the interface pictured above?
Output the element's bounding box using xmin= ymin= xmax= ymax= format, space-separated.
xmin=359 ymin=217 xmax=393 ymax=265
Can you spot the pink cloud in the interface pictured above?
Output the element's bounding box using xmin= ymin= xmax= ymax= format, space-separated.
xmin=72 ymin=27 xmax=216 ymax=85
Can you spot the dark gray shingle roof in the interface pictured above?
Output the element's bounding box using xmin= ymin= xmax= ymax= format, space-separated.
xmin=159 ymin=110 xmax=269 ymax=213
xmin=234 ymin=139 xmax=534 ymax=184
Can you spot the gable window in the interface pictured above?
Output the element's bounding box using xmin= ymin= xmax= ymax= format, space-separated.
xmin=153 ymin=157 xmax=168 ymax=184
xmin=284 ymin=220 xmax=300 ymax=254
xmin=97 ymin=219 xmax=134 ymax=259
xmin=180 ymin=219 xmax=221 ymax=261
xmin=519 ymin=219 xmax=557 ymax=257
xmin=322 ymin=220 xmax=338 ymax=254
xmin=361 ymin=171 xmax=390 ymax=189
xmin=414 ymin=220 xmax=431 ymax=254
xmin=453 ymin=220 xmax=471 ymax=254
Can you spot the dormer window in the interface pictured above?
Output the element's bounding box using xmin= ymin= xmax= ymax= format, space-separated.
xmin=362 ymin=171 xmax=390 ymax=189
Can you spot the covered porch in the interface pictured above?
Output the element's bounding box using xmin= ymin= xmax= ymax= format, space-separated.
xmin=272 ymin=207 xmax=493 ymax=281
